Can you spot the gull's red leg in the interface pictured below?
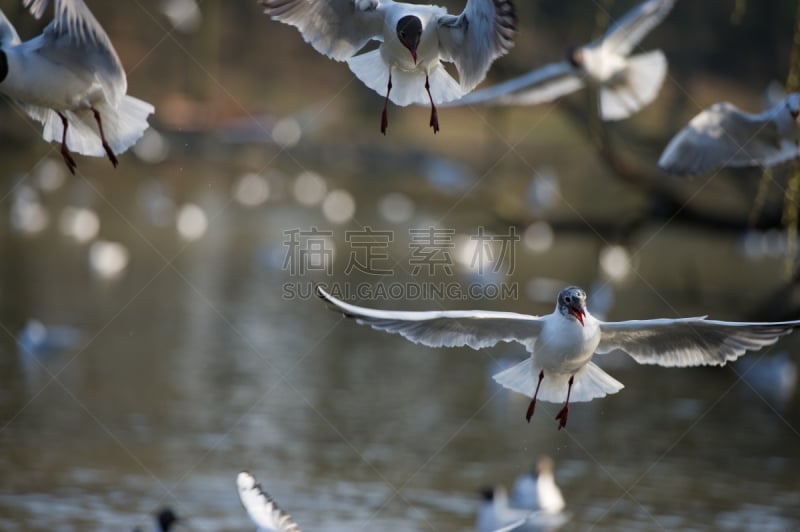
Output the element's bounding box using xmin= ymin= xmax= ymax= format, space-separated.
xmin=90 ymin=106 xmax=118 ymax=168
xmin=381 ymin=69 xmax=393 ymax=135
xmin=57 ymin=112 xmax=77 ymax=175
xmin=555 ymin=375 xmax=574 ymax=430
xmin=425 ymin=75 xmax=439 ymax=133
xmin=525 ymin=370 xmax=545 ymax=422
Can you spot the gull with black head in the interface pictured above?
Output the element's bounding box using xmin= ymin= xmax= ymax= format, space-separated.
xmin=260 ymin=0 xmax=516 ymax=134
xmin=318 ymin=285 xmax=800 ymax=429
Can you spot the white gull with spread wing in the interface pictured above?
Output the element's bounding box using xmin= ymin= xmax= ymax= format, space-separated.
xmin=451 ymin=0 xmax=674 ymax=121
xmin=319 ymin=285 xmax=800 ymax=429
xmin=260 ymin=0 xmax=515 ymax=133
xmin=659 ymin=92 xmax=800 ymax=176
xmin=0 ymin=0 xmax=154 ymax=174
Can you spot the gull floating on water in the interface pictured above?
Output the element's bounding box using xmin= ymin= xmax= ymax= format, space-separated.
xmin=450 ymin=0 xmax=675 ymax=121
xmin=237 ymin=471 xmax=301 ymax=532
xmin=477 ymin=480 xmax=567 ymax=532
xmin=658 ymin=92 xmax=800 ymax=176
xmin=260 ymin=0 xmax=515 ymax=133
xmin=318 ymin=285 xmax=800 ymax=429
xmin=0 ymin=0 xmax=154 ymax=174
xmin=510 ymin=457 xmax=565 ymax=515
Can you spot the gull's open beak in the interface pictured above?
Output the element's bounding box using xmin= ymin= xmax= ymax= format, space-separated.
xmin=409 ymin=46 xmax=417 ymax=64
xmin=569 ymin=305 xmax=585 ymax=326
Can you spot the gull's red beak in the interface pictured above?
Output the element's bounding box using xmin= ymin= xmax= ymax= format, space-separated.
xmin=569 ymin=305 xmax=585 ymax=326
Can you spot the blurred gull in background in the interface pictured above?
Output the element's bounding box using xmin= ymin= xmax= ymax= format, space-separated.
xmin=450 ymin=0 xmax=675 ymax=121
xmin=659 ymin=93 xmax=800 ymax=176
xmin=160 ymin=0 xmax=202 ymax=34
xmin=319 ymin=285 xmax=800 ymax=429
xmin=259 ymin=0 xmax=516 ymax=133
xmin=510 ymin=457 xmax=565 ymax=515
xmin=0 ymin=0 xmax=155 ymax=173
xmin=237 ymin=471 xmax=301 ymax=532
xmin=17 ymin=319 xmax=84 ymax=357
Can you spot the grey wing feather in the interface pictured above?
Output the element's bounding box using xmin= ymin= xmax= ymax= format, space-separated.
xmin=600 ymin=0 xmax=676 ymax=55
xmin=597 ymin=317 xmax=800 ymax=367
xmin=237 ymin=472 xmax=301 ymax=532
xmin=438 ymin=0 xmax=516 ymax=92
xmin=260 ymin=0 xmax=385 ymax=61
xmin=658 ymin=103 xmax=790 ymax=176
xmin=318 ymin=287 xmax=543 ymax=350
xmin=449 ymin=61 xmax=582 ymax=106
xmin=27 ymin=0 xmax=126 ymax=105
xmin=0 ymin=9 xmax=21 ymax=46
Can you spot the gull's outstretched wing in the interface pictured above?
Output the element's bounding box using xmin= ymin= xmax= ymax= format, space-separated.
xmin=447 ymin=61 xmax=581 ymax=107
xmin=437 ymin=0 xmax=516 ymax=92
xmin=597 ymin=317 xmax=800 ymax=367
xmin=260 ymin=0 xmax=386 ymax=61
xmin=658 ymin=102 xmax=793 ymax=176
xmin=26 ymin=0 xmax=126 ymax=105
xmin=0 ymin=8 xmax=21 ymax=46
xmin=237 ymin=472 xmax=301 ymax=532
xmin=318 ymin=287 xmax=543 ymax=350
xmin=600 ymin=0 xmax=676 ymax=55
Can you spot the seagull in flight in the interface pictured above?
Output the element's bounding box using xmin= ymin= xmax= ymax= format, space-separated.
xmin=0 ymin=0 xmax=154 ymax=174
xmin=450 ymin=0 xmax=675 ymax=121
xmin=237 ymin=471 xmax=301 ymax=532
xmin=318 ymin=286 xmax=800 ymax=429
xmin=259 ymin=0 xmax=516 ymax=134
xmin=659 ymin=92 xmax=800 ymax=176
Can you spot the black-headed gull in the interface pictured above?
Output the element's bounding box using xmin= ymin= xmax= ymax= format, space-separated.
xmin=450 ymin=0 xmax=674 ymax=121
xmin=318 ymin=286 xmax=800 ymax=429
xmin=510 ymin=456 xmax=564 ymax=515
xmin=237 ymin=471 xmax=301 ymax=532
xmin=259 ymin=0 xmax=516 ymax=134
xmin=659 ymin=93 xmax=800 ymax=176
xmin=0 ymin=0 xmax=154 ymax=174
xmin=477 ymin=482 xmax=568 ymax=532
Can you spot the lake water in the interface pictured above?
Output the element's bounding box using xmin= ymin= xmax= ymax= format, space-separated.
xmin=0 ymin=126 xmax=798 ymax=532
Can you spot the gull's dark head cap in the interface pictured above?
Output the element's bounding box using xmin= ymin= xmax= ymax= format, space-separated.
xmin=557 ymin=286 xmax=587 ymax=326
xmin=566 ymin=46 xmax=584 ymax=68
xmin=787 ymin=92 xmax=800 ymax=123
xmin=396 ymin=15 xmax=423 ymax=63
xmin=156 ymin=507 xmax=179 ymax=531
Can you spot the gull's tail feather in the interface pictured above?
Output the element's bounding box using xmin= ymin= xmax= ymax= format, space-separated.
xmin=347 ymin=50 xmax=464 ymax=106
xmin=38 ymin=96 xmax=154 ymax=157
xmin=599 ymin=49 xmax=666 ymax=121
xmin=493 ymin=358 xmax=624 ymax=403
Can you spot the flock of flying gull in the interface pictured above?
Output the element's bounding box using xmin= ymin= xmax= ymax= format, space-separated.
xmin=1 ymin=0 xmax=799 ymax=529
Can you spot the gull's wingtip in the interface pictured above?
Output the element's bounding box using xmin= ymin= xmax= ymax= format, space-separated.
xmin=237 ymin=470 xmax=256 ymax=490
xmin=316 ymin=285 xmax=331 ymax=301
